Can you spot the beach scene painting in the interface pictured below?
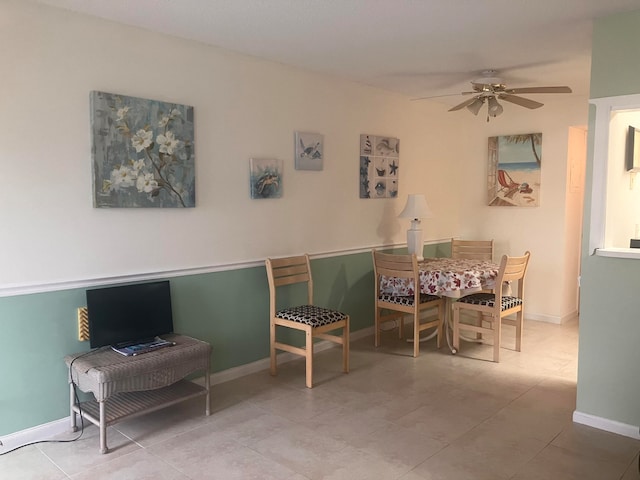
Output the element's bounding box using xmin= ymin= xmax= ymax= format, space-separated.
xmin=488 ymin=133 xmax=542 ymax=207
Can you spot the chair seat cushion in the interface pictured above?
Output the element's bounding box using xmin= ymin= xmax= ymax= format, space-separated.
xmin=378 ymin=293 xmax=441 ymax=306
xmin=457 ymin=293 xmax=522 ymax=311
xmin=276 ymin=305 xmax=347 ymax=327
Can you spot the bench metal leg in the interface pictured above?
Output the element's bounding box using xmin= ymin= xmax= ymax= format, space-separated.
xmin=99 ymin=400 xmax=108 ymax=454
xmin=69 ymin=383 xmax=78 ymax=432
xmin=205 ymin=367 xmax=211 ymax=416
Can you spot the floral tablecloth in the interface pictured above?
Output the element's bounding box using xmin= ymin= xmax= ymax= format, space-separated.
xmin=380 ymin=257 xmax=499 ymax=298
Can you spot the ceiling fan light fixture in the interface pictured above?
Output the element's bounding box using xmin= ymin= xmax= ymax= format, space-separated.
xmin=487 ymin=96 xmax=503 ymax=117
xmin=466 ymin=97 xmax=484 ymax=115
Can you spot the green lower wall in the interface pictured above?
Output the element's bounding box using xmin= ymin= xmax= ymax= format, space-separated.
xmin=577 ymin=255 xmax=640 ymax=425
xmin=0 ymin=245 xmax=447 ymax=436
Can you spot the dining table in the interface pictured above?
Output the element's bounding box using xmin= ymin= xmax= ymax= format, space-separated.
xmin=379 ymin=257 xmax=500 ymax=352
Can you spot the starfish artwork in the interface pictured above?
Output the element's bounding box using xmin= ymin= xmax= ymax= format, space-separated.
xmin=359 ymin=135 xmax=399 ymax=198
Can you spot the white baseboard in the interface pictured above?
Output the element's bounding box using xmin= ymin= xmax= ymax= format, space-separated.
xmin=525 ymin=310 xmax=578 ymax=325
xmin=573 ymin=410 xmax=640 ymax=440
xmin=1 ymin=327 xmax=375 ymax=450
xmin=0 ymin=417 xmax=71 ymax=454
xmin=203 ymin=325 xmax=374 ymax=386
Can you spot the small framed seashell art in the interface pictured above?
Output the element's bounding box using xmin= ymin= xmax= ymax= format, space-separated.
xmin=359 ymin=135 xmax=399 ymax=198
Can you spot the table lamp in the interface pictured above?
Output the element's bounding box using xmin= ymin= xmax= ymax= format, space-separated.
xmin=398 ymin=194 xmax=433 ymax=261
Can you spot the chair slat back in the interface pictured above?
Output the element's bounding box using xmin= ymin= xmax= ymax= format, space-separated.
xmin=451 ymin=238 xmax=494 ymax=261
xmin=496 ymin=251 xmax=531 ymax=298
xmin=265 ymin=254 xmax=313 ymax=307
xmin=372 ymin=251 xmax=419 ymax=281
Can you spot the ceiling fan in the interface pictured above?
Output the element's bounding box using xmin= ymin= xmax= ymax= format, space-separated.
xmin=418 ymin=70 xmax=572 ymax=121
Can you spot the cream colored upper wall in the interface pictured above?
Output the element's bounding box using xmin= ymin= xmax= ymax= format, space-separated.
xmin=0 ymin=0 xmax=458 ymax=288
xmin=453 ymin=96 xmax=589 ymax=321
xmin=1 ymin=1 xmax=589 ymax=322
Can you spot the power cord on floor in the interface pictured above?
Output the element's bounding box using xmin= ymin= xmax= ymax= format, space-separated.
xmin=379 ymin=319 xmax=400 ymax=331
xmin=0 ymin=349 xmax=100 ymax=455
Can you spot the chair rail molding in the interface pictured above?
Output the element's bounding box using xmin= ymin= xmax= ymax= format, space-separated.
xmin=0 ymin=238 xmax=452 ymax=298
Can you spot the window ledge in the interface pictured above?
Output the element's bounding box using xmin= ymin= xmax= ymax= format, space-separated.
xmin=595 ymin=248 xmax=640 ymax=259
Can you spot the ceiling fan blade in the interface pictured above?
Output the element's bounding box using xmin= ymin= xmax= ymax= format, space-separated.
xmin=448 ymin=97 xmax=480 ymax=111
xmin=411 ymin=93 xmax=465 ymax=101
xmin=499 ymin=94 xmax=544 ymax=109
xmin=506 ymin=86 xmax=572 ymax=94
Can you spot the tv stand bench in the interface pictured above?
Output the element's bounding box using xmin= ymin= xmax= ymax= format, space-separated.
xmin=65 ymin=334 xmax=211 ymax=454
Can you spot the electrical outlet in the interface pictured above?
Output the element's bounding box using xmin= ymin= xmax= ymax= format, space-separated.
xmin=77 ymin=307 xmax=89 ymax=341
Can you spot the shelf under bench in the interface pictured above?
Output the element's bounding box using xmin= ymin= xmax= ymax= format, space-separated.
xmin=73 ymin=379 xmax=207 ymax=428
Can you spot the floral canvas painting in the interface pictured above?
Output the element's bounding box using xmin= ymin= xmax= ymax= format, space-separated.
xmin=250 ymin=158 xmax=283 ymax=199
xmin=295 ymin=131 xmax=323 ymax=170
xmin=488 ymin=133 xmax=541 ymax=207
xmin=359 ymin=134 xmax=399 ymax=198
xmin=90 ymin=91 xmax=195 ymax=208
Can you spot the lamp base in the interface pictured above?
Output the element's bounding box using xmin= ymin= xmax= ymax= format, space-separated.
xmin=407 ymin=227 xmax=424 ymax=261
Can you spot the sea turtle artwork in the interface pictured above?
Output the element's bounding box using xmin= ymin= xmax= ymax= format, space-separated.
xmin=250 ymin=158 xmax=283 ymax=199
xmin=295 ymin=132 xmax=324 ymax=170
xmin=255 ymin=173 xmax=279 ymax=196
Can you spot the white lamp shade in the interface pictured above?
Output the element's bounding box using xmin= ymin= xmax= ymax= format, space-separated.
xmin=398 ymin=194 xmax=433 ymax=220
xmin=466 ymin=97 xmax=484 ymax=115
xmin=487 ymin=96 xmax=504 ymax=117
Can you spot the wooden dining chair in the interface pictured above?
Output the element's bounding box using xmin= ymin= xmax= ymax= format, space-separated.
xmin=265 ymin=254 xmax=349 ymax=388
xmin=452 ymin=251 xmax=530 ymax=362
xmin=372 ymin=250 xmax=443 ymax=357
xmin=451 ymin=238 xmax=494 ymax=261
xmin=451 ymin=238 xmax=495 ymax=337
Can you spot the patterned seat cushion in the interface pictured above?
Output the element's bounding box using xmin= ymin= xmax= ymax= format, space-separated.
xmin=276 ymin=305 xmax=348 ymax=327
xmin=457 ymin=293 xmax=522 ymax=311
xmin=378 ymin=293 xmax=441 ymax=306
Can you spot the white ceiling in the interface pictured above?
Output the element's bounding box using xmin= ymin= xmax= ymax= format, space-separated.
xmin=31 ymin=0 xmax=640 ymax=106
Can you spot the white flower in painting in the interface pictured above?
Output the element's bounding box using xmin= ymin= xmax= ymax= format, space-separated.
xmin=116 ymin=106 xmax=129 ymax=121
xmin=131 ymin=129 xmax=153 ymax=152
xmin=110 ymin=165 xmax=136 ymax=189
xmin=130 ymin=159 xmax=145 ymax=172
xmin=136 ymin=172 xmax=158 ymax=193
xmin=158 ymin=115 xmax=170 ymax=127
xmin=157 ymin=131 xmax=180 ymax=155
xmin=101 ymin=179 xmax=113 ymax=193
xmin=159 ymin=109 xmax=181 ymax=127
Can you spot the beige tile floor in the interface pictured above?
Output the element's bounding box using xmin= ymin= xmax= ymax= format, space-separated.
xmin=3 ymin=317 xmax=640 ymax=479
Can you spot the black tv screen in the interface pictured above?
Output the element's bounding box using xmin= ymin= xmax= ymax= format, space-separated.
xmin=627 ymin=125 xmax=640 ymax=172
xmin=86 ymin=280 xmax=174 ymax=348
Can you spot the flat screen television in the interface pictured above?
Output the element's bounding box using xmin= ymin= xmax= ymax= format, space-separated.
xmin=86 ymin=280 xmax=174 ymax=348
